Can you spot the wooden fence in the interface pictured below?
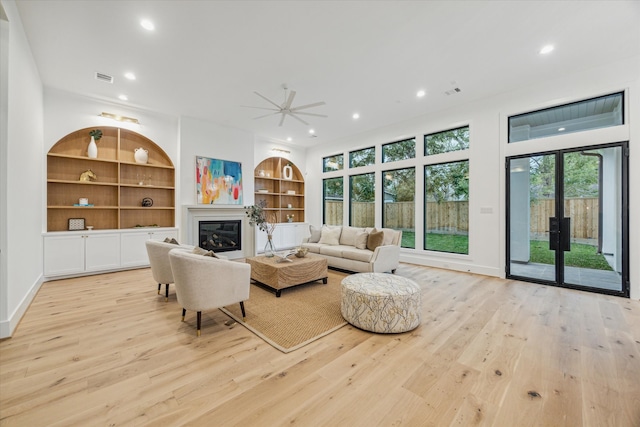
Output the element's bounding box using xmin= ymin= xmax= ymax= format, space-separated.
xmin=325 ymin=197 xmax=598 ymax=239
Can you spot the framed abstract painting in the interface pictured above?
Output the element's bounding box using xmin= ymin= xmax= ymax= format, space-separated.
xmin=195 ymin=156 xmax=243 ymax=205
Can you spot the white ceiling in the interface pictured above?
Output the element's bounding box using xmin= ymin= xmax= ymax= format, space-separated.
xmin=14 ymin=0 xmax=640 ymax=148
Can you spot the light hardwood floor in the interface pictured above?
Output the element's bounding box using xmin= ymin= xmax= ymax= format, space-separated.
xmin=1 ymin=264 xmax=639 ymax=426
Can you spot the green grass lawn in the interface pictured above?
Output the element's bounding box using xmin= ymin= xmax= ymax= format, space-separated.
xmin=529 ymin=240 xmax=612 ymax=270
xmin=400 ymin=231 xmax=611 ymax=270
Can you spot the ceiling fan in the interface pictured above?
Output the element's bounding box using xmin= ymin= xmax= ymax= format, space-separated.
xmin=244 ymin=84 xmax=327 ymax=127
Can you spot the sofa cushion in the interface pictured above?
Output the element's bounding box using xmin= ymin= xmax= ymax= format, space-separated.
xmin=164 ymin=237 xmax=180 ymax=245
xmin=366 ymin=230 xmax=384 ymax=251
xmin=319 ymin=245 xmax=345 ymax=258
xmin=308 ymin=225 xmax=322 ymax=243
xmin=354 ymin=231 xmax=369 ymax=249
xmin=301 ymin=242 xmax=323 ymax=254
xmin=318 ymin=226 xmax=341 ymax=245
xmin=341 ymin=247 xmax=374 ymax=263
xmin=339 ymin=226 xmax=364 ymax=246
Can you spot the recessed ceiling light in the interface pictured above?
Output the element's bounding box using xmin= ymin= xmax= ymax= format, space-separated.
xmin=124 ymin=72 xmax=136 ymax=80
xmin=118 ymin=94 xmax=128 ymax=101
xmin=539 ymin=44 xmax=554 ymax=54
xmin=309 ymin=129 xmax=315 ymax=134
xmin=140 ymin=19 xmax=155 ymax=31
xmin=416 ymin=90 xmax=426 ymax=98
xmin=286 ymin=137 xmax=292 ymax=142
xmin=352 ymin=113 xmax=360 ymax=119
xmin=558 ymin=127 xmax=565 ymax=131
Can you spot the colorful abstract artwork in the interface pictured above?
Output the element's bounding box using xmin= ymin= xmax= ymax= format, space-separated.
xmin=196 ymin=156 xmax=243 ymax=205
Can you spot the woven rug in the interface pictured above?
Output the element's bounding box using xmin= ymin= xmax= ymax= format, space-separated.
xmin=220 ymin=269 xmax=349 ymax=353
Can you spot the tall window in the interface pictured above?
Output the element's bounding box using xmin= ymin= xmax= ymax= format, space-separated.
xmin=425 ymin=126 xmax=469 ymax=155
xmin=382 ymin=138 xmax=415 ymax=162
xmin=323 ymin=154 xmax=344 ymax=172
xmin=349 ymin=173 xmax=374 ymax=227
xmin=383 ymin=167 xmax=415 ymax=248
xmin=508 ymin=92 xmax=623 ymax=143
xmin=323 ymin=177 xmax=343 ymax=226
xmin=349 ymin=147 xmax=375 ymax=168
xmin=424 ymin=160 xmax=469 ymax=254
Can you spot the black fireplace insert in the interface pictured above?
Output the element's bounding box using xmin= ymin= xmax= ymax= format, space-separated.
xmin=198 ymin=220 xmax=241 ymax=253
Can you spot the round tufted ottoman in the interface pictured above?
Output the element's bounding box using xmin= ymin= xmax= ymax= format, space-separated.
xmin=340 ymin=273 xmax=421 ymax=333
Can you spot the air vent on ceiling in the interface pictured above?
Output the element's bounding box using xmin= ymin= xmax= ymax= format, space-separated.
xmin=95 ymin=72 xmax=114 ymax=84
xmin=444 ymin=87 xmax=462 ymax=96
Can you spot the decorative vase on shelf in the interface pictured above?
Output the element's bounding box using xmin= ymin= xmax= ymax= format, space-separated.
xmin=87 ymin=136 xmax=98 ymax=158
xmin=264 ymin=234 xmax=276 ymax=258
xmin=134 ymin=148 xmax=149 ymax=164
xmin=283 ymin=164 xmax=293 ymax=180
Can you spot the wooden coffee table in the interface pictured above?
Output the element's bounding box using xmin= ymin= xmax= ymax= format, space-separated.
xmin=245 ymin=253 xmax=328 ymax=297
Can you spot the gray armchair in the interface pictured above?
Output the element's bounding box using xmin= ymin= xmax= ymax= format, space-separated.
xmin=168 ymin=249 xmax=250 ymax=336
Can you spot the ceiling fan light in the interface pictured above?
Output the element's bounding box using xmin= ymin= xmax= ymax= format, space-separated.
xmin=539 ymin=44 xmax=554 ymax=54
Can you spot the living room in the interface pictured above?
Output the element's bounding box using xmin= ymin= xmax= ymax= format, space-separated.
xmin=1 ymin=1 xmax=640 ymax=423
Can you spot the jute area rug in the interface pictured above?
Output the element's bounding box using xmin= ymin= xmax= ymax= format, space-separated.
xmin=220 ymin=269 xmax=349 ymax=353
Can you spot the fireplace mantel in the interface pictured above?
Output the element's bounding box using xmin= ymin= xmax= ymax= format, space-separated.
xmin=183 ymin=205 xmax=254 ymax=259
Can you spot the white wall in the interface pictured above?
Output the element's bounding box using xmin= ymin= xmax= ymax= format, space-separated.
xmin=0 ymin=0 xmax=44 ymax=337
xmin=306 ymin=55 xmax=639 ymax=299
xmin=178 ymin=116 xmax=255 ymax=240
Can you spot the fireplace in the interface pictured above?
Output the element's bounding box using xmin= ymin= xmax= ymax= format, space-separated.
xmin=199 ymin=220 xmax=241 ymax=253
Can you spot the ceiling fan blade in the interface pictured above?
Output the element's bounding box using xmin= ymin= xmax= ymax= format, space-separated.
xmin=254 ymin=91 xmax=282 ymax=109
xmin=283 ymin=90 xmax=296 ymax=110
xmin=290 ymin=113 xmax=309 ymax=126
xmin=290 ymin=101 xmax=326 ymax=112
xmin=292 ymin=112 xmax=328 ymax=118
xmin=279 ymin=113 xmax=286 ymax=127
xmin=241 ymin=105 xmax=280 ymax=111
xmin=252 ymin=112 xmax=280 ymax=120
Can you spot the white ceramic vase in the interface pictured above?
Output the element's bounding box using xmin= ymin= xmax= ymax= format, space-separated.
xmin=87 ymin=136 xmax=98 ymax=158
xmin=134 ymin=148 xmax=149 ymax=164
xmin=283 ymin=164 xmax=293 ymax=180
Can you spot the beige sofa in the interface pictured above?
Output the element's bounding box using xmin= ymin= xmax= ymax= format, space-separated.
xmin=301 ymin=225 xmax=402 ymax=273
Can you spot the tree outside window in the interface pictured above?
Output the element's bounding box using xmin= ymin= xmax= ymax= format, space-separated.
xmin=425 ymin=160 xmax=469 ymax=254
xmin=382 ymin=138 xmax=415 ymax=163
xmin=349 ymin=147 xmax=375 ymax=168
xmin=323 ymin=154 xmax=344 ymax=172
xmin=323 ymin=177 xmax=343 ymax=225
xmin=425 ymin=126 xmax=469 ymax=156
xmin=350 ymin=173 xmax=374 ymax=227
xmin=383 ymin=167 xmax=415 ymax=248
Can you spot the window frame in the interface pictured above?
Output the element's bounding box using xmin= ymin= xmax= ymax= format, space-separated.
xmin=424 ymin=125 xmax=470 ymax=156
xmin=382 ymin=137 xmax=416 ymax=163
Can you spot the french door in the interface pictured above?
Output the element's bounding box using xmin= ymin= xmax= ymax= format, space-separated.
xmin=506 ymin=142 xmax=629 ymax=297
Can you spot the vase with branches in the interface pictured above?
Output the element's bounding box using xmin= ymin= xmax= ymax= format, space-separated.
xmin=245 ymin=200 xmax=278 ymax=257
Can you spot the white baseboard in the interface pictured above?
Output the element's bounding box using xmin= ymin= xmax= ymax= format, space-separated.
xmin=399 ymin=253 xmax=502 ymax=278
xmin=0 ymin=274 xmax=44 ymax=338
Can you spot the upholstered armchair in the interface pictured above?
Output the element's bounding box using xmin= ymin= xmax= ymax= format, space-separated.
xmin=168 ymin=249 xmax=250 ymax=336
xmin=145 ymin=240 xmax=190 ymax=301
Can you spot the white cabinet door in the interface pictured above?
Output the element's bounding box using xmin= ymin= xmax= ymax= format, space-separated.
xmin=121 ymin=229 xmax=179 ymax=268
xmin=120 ymin=232 xmax=151 ymax=268
xmin=44 ymin=235 xmax=85 ymax=276
xmin=85 ymin=234 xmax=121 ymax=272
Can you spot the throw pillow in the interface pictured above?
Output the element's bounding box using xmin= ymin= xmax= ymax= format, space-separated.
xmin=366 ymin=230 xmax=384 ymax=251
xmin=339 ymin=226 xmax=363 ymax=246
xmin=192 ymin=246 xmax=219 ymax=258
xmin=318 ymin=226 xmax=341 ymax=245
xmin=164 ymin=237 xmax=179 ymax=245
xmin=354 ymin=231 xmax=369 ymax=249
xmin=308 ymin=225 xmax=322 ymax=243
xmin=191 ymin=246 xmax=208 ymax=255
xmin=381 ymin=229 xmax=395 ymax=246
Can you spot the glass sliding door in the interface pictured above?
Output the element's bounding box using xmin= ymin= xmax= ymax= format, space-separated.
xmin=507 ymin=143 xmax=628 ymax=297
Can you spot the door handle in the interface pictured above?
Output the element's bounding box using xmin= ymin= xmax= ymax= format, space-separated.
xmin=549 ymin=217 xmax=571 ymax=252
